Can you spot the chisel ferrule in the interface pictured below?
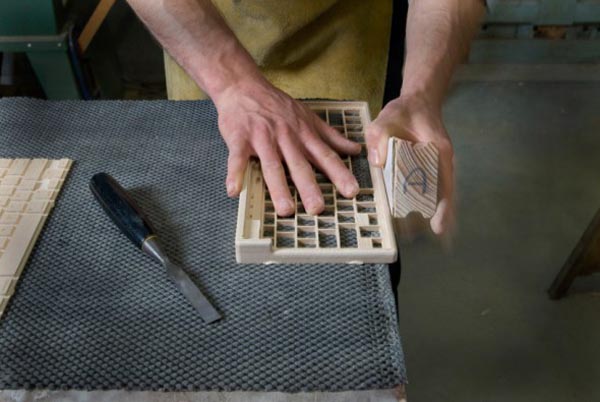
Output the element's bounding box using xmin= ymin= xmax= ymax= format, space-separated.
xmin=141 ymin=235 xmax=168 ymax=266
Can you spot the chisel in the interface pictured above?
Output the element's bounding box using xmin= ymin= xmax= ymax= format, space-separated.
xmin=90 ymin=172 xmax=221 ymax=324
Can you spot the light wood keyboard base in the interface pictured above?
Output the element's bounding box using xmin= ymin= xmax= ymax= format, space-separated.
xmin=0 ymin=158 xmax=72 ymax=317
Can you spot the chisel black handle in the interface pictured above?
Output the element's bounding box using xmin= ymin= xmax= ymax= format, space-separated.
xmin=90 ymin=173 xmax=156 ymax=249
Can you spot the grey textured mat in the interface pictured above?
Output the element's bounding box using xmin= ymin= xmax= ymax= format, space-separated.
xmin=0 ymin=98 xmax=405 ymax=392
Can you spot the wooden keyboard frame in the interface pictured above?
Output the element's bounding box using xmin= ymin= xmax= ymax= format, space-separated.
xmin=235 ymin=101 xmax=397 ymax=264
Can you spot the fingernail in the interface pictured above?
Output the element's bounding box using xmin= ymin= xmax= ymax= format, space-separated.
xmin=285 ymin=199 xmax=295 ymax=212
xmin=278 ymin=198 xmax=295 ymax=216
xmin=306 ymin=197 xmax=324 ymax=215
xmin=344 ymin=182 xmax=359 ymax=197
xmin=369 ymin=148 xmax=380 ymax=166
xmin=226 ymin=182 xmax=236 ymax=196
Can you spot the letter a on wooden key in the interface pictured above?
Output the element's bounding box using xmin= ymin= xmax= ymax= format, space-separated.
xmin=383 ymin=138 xmax=438 ymax=219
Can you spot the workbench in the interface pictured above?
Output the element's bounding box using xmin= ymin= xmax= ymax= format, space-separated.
xmin=0 ymin=98 xmax=406 ymax=402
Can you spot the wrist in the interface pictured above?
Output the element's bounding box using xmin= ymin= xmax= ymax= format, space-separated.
xmin=211 ymin=75 xmax=272 ymax=110
xmin=397 ymin=88 xmax=442 ymax=115
xmin=188 ymin=38 xmax=267 ymax=104
xmin=381 ymin=94 xmax=448 ymax=143
xmin=391 ymin=92 xmax=443 ymax=124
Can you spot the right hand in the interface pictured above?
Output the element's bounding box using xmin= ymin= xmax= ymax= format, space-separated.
xmin=366 ymin=95 xmax=455 ymax=236
xmin=213 ymin=79 xmax=362 ymax=216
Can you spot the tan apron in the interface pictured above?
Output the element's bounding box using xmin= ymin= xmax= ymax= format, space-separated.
xmin=164 ymin=0 xmax=392 ymax=116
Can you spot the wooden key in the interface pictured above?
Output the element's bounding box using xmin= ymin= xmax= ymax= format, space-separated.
xmin=384 ymin=138 xmax=439 ymax=219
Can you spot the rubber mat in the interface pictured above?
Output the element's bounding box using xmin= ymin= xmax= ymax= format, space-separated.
xmin=0 ymin=98 xmax=405 ymax=391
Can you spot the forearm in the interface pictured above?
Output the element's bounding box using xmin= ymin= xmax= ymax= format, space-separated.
xmin=401 ymin=0 xmax=485 ymax=111
xmin=128 ymin=1 xmax=362 ymax=214
xmin=126 ymin=0 xmax=264 ymax=102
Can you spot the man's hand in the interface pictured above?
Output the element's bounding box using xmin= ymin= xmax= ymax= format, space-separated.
xmin=368 ymin=0 xmax=484 ymax=237
xmin=125 ymin=0 xmax=361 ymax=217
xmin=214 ymin=80 xmax=361 ymax=217
xmin=366 ymin=95 xmax=454 ymax=235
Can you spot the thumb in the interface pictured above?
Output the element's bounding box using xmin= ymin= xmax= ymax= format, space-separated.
xmin=365 ymin=123 xmax=391 ymax=167
xmin=430 ymin=198 xmax=454 ymax=235
xmin=429 ymin=145 xmax=455 ymax=235
xmin=225 ymin=148 xmax=249 ymax=197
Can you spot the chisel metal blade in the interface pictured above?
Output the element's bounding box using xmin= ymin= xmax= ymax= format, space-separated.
xmin=165 ymin=261 xmax=222 ymax=323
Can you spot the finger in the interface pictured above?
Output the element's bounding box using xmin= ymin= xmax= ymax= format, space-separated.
xmin=304 ymin=135 xmax=359 ymax=199
xmin=431 ymin=198 xmax=453 ymax=235
xmin=430 ymin=143 xmax=455 ymax=236
xmin=365 ymin=122 xmax=392 ymax=168
xmin=314 ymin=116 xmax=361 ymax=156
xmin=253 ymin=137 xmax=295 ymax=217
xmin=278 ymin=133 xmax=324 ymax=215
xmin=225 ymin=148 xmax=250 ymax=197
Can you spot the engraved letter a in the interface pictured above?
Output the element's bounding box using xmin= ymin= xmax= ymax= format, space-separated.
xmin=403 ymin=167 xmax=427 ymax=194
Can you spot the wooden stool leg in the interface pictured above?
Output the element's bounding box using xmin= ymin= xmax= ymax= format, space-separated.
xmin=548 ymin=208 xmax=600 ymax=299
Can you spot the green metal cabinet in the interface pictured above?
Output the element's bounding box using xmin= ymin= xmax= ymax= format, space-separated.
xmin=0 ymin=0 xmax=80 ymax=99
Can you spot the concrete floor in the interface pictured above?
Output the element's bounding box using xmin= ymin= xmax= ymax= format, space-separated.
xmin=398 ymin=71 xmax=600 ymax=401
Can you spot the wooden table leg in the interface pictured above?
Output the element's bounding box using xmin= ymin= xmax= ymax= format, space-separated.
xmin=548 ymin=207 xmax=600 ymax=299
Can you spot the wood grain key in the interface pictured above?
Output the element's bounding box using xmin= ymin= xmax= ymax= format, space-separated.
xmin=0 ymin=160 xmax=11 ymax=169
xmin=388 ymin=139 xmax=439 ymax=219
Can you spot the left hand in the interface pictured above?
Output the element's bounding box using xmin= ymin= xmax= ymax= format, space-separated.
xmin=214 ymin=79 xmax=361 ymax=216
xmin=365 ymin=95 xmax=455 ymax=235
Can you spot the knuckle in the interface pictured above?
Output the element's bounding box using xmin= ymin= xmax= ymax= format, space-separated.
xmin=320 ymin=149 xmax=341 ymax=163
xmin=296 ymin=129 xmax=315 ymax=143
xmin=323 ymin=127 xmax=343 ymax=140
xmin=252 ymin=116 xmax=272 ymax=134
xmin=252 ymin=129 xmax=272 ymax=146
xmin=261 ymin=159 xmax=284 ymax=172
xmin=287 ymin=158 xmax=312 ymax=174
xmin=224 ymin=131 xmax=247 ymax=147
xmin=228 ymin=146 xmax=247 ymax=159
xmin=278 ymin=126 xmax=298 ymax=143
xmin=365 ymin=123 xmax=385 ymax=141
xmin=436 ymin=138 xmax=454 ymax=155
